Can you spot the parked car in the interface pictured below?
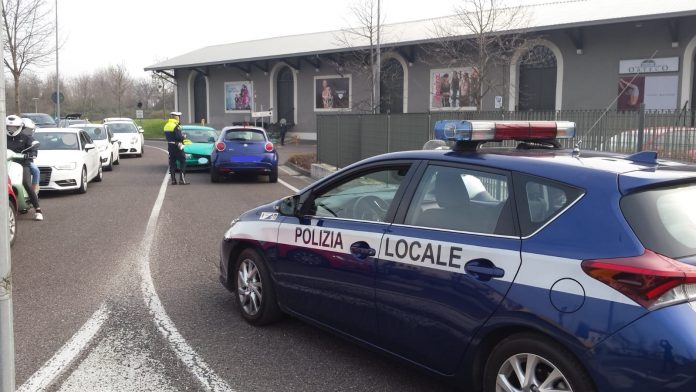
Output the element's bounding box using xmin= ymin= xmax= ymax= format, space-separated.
xmin=33 ymin=128 xmax=102 ymax=193
xmin=7 ymin=180 xmax=17 ymax=247
xmin=181 ymin=125 xmax=219 ymax=170
xmin=219 ymin=119 xmax=696 ymax=392
xmin=20 ymin=113 xmax=56 ymax=128
xmin=104 ymin=120 xmax=144 ymax=157
xmin=69 ymin=124 xmax=120 ymax=170
xmin=210 ymin=126 xmax=278 ymax=183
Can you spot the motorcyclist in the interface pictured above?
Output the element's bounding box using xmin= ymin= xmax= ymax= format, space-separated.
xmin=7 ymin=115 xmax=43 ymax=220
xmin=21 ymin=118 xmax=40 ymax=196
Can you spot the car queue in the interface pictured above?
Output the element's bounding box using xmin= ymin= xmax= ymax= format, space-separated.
xmin=6 ymin=116 xmax=148 ymax=247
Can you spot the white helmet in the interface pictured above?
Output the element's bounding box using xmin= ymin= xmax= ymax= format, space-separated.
xmin=6 ymin=115 xmax=24 ymax=137
xmin=21 ymin=118 xmax=36 ymax=135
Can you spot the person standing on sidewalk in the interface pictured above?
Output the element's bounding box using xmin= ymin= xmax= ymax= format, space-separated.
xmin=163 ymin=111 xmax=189 ymax=185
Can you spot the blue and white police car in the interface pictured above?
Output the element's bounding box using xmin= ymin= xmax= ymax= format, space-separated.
xmin=220 ymin=120 xmax=696 ymax=392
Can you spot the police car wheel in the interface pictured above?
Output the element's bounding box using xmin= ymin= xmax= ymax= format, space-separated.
xmin=233 ymin=248 xmax=282 ymax=325
xmin=483 ymin=333 xmax=595 ymax=392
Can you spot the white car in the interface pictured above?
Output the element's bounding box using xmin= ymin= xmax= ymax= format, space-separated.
xmin=33 ymin=128 xmax=103 ymax=193
xmin=70 ymin=124 xmax=120 ymax=170
xmin=105 ymin=120 xmax=144 ymax=157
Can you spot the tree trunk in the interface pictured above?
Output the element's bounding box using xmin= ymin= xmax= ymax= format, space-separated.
xmin=13 ymin=73 xmax=21 ymax=114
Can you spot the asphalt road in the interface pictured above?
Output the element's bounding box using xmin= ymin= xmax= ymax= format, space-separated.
xmin=10 ymin=141 xmax=457 ymax=391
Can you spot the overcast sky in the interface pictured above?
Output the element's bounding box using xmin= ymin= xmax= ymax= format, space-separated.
xmin=34 ymin=0 xmax=465 ymax=80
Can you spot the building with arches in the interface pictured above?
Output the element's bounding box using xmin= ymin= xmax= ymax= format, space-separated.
xmin=146 ymin=1 xmax=696 ymax=139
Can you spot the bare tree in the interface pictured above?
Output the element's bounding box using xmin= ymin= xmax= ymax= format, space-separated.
xmin=106 ymin=64 xmax=132 ymax=116
xmin=428 ymin=0 xmax=532 ymax=110
xmin=2 ymin=0 xmax=55 ymax=113
xmin=335 ymin=0 xmax=385 ymax=113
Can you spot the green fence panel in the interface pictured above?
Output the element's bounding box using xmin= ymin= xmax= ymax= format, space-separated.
xmin=360 ymin=115 xmax=389 ymax=161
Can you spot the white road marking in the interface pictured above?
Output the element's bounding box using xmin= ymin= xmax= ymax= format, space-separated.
xmin=140 ymin=168 xmax=234 ymax=392
xmin=17 ymin=304 xmax=109 ymax=392
xmin=278 ymin=179 xmax=299 ymax=193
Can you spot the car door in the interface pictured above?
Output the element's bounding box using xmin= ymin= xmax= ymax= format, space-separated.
xmin=80 ymin=131 xmax=99 ymax=178
xmin=275 ymin=161 xmax=417 ymax=341
xmin=375 ymin=162 xmax=522 ymax=374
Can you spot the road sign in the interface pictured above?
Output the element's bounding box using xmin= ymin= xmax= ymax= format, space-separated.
xmin=50 ymin=92 xmax=65 ymax=104
xmin=252 ymin=110 xmax=272 ymax=118
xmin=136 ymin=110 xmax=144 ymax=119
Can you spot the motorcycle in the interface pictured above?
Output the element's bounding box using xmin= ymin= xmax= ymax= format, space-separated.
xmin=7 ymin=141 xmax=40 ymax=215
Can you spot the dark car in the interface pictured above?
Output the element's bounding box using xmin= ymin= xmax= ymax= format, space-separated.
xmin=20 ymin=113 xmax=56 ymax=128
xmin=219 ymin=119 xmax=696 ymax=392
xmin=210 ymin=126 xmax=278 ymax=183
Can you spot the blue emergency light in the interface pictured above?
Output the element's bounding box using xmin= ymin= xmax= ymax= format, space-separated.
xmin=434 ymin=120 xmax=576 ymax=142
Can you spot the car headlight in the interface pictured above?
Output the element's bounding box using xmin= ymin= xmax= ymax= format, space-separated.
xmin=224 ymin=218 xmax=240 ymax=239
xmin=55 ymin=162 xmax=76 ymax=170
xmin=185 ymin=154 xmax=192 ymax=159
xmin=98 ymin=145 xmax=107 ymax=152
xmin=131 ymin=136 xmax=139 ymax=144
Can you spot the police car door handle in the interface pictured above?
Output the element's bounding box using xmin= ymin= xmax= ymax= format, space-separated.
xmin=350 ymin=241 xmax=376 ymax=259
xmin=464 ymin=259 xmax=505 ymax=281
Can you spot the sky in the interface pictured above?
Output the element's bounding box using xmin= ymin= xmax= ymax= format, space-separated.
xmin=36 ymin=0 xmax=466 ymax=80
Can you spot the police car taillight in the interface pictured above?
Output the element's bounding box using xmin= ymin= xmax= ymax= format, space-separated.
xmin=264 ymin=142 xmax=274 ymax=152
xmin=434 ymin=120 xmax=576 ymax=142
xmin=215 ymin=142 xmax=225 ymax=152
xmin=582 ymin=249 xmax=696 ymax=310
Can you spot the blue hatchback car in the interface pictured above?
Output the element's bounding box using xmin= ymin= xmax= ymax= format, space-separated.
xmin=210 ymin=125 xmax=278 ymax=183
xmin=219 ymin=120 xmax=696 ymax=392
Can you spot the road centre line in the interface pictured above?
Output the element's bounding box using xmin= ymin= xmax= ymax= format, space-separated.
xmin=140 ymin=157 xmax=234 ymax=391
xmin=17 ymin=304 xmax=109 ymax=392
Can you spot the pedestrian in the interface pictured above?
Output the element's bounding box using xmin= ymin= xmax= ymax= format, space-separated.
xmin=6 ymin=115 xmax=43 ymax=220
xmin=279 ymin=118 xmax=288 ymax=146
xmin=163 ymin=111 xmax=189 ymax=185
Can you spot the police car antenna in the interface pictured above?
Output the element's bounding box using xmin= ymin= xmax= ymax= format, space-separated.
xmin=574 ymin=50 xmax=659 ymax=152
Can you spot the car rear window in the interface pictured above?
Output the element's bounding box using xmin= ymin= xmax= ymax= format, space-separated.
xmin=621 ymin=183 xmax=696 ymax=259
xmin=224 ymin=130 xmax=265 ymax=142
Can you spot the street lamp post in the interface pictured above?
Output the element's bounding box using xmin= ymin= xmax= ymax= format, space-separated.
xmin=32 ymin=98 xmax=39 ymax=113
xmin=55 ymin=0 xmax=60 ymax=121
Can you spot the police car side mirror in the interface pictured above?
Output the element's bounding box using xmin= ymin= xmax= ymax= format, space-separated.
xmin=276 ymin=195 xmax=298 ymax=217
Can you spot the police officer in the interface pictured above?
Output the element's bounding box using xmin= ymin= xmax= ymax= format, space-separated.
xmin=6 ymin=115 xmax=43 ymax=220
xmin=163 ymin=111 xmax=189 ymax=185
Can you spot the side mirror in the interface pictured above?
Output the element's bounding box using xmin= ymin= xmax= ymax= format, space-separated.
xmin=84 ymin=143 xmax=96 ymax=151
xmin=138 ymin=127 xmax=144 ymax=133
xmin=276 ymin=195 xmax=299 ymax=216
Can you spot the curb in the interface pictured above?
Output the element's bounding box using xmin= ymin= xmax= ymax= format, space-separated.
xmin=285 ymin=162 xmax=311 ymax=177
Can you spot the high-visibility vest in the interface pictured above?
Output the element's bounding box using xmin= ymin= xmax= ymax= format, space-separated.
xmin=163 ymin=118 xmax=179 ymax=132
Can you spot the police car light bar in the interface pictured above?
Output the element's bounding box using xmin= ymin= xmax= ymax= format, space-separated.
xmin=434 ymin=120 xmax=576 ymax=142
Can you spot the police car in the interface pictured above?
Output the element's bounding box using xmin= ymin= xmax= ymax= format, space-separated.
xmin=219 ymin=120 xmax=696 ymax=392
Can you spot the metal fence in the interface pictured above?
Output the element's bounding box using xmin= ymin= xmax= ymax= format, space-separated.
xmin=317 ymin=108 xmax=696 ymax=168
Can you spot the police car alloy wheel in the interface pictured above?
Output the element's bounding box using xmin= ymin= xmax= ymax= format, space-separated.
xmin=233 ymin=248 xmax=282 ymax=325
xmin=484 ymin=333 xmax=595 ymax=392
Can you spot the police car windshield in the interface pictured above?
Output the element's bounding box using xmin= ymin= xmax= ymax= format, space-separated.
xmin=34 ymin=132 xmax=80 ymax=150
xmin=107 ymin=123 xmax=137 ymax=133
xmin=81 ymin=126 xmax=107 ymax=140
xmin=621 ymin=183 xmax=696 ymax=259
xmin=186 ymin=130 xmax=218 ymax=143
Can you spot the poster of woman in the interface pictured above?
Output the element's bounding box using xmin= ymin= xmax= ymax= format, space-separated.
xmin=430 ymin=67 xmax=478 ymax=111
xmin=314 ymin=75 xmax=351 ymax=111
xmin=225 ymin=81 xmax=254 ymax=112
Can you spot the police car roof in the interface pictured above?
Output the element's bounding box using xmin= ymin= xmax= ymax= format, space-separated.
xmin=355 ymin=148 xmax=696 ymax=192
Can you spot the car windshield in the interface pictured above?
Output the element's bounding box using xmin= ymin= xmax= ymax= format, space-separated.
xmin=224 ymin=130 xmax=265 ymax=142
xmin=107 ymin=123 xmax=137 ymax=133
xmin=22 ymin=113 xmax=56 ymax=127
xmin=621 ymin=183 xmax=696 ymax=259
xmin=80 ymin=126 xmax=107 ymax=140
xmin=34 ymin=132 xmax=80 ymax=150
xmin=185 ymin=129 xmax=218 ymax=143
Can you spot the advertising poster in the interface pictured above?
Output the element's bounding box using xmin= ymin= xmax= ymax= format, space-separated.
xmin=617 ymin=76 xmax=678 ymax=110
xmin=225 ymin=81 xmax=253 ymax=112
xmin=314 ymin=76 xmax=351 ymax=111
xmin=430 ymin=67 xmax=478 ymax=110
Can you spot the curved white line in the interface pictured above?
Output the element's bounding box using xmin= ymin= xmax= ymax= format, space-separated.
xmin=140 ymin=149 xmax=234 ymax=392
xmin=17 ymin=304 xmax=109 ymax=392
